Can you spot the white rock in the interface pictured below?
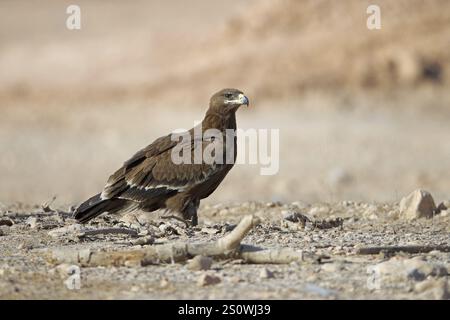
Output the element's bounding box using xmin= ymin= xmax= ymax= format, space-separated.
xmin=53 ymin=263 xmax=75 ymax=278
xmin=259 ymin=268 xmax=274 ymax=279
xmin=436 ymin=202 xmax=448 ymax=214
xmin=187 ymin=255 xmax=213 ymax=271
xmin=26 ymin=217 xmax=38 ymax=229
xmin=399 ymin=189 xmax=436 ymax=220
xmin=159 ymin=277 xmax=171 ymax=289
xmin=197 ymin=273 xmax=221 ymax=286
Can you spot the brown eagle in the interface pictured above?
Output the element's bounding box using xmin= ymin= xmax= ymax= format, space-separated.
xmin=73 ymin=88 xmax=249 ymax=226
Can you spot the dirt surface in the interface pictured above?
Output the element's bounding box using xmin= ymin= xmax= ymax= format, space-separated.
xmin=1 ymin=201 xmax=449 ymax=299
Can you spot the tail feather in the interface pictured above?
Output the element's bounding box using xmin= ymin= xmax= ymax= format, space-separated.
xmin=73 ymin=193 xmax=127 ymax=223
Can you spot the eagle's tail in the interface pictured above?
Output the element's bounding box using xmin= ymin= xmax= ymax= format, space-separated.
xmin=73 ymin=193 xmax=127 ymax=223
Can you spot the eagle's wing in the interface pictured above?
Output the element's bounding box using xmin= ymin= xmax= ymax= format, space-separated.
xmin=101 ymin=133 xmax=227 ymax=203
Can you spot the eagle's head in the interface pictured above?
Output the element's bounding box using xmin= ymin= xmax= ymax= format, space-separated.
xmin=209 ymin=88 xmax=249 ymax=113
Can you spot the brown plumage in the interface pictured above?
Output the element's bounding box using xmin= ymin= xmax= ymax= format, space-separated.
xmin=73 ymin=88 xmax=249 ymax=226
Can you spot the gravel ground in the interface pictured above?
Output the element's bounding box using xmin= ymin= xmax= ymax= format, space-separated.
xmin=1 ymin=200 xmax=449 ymax=300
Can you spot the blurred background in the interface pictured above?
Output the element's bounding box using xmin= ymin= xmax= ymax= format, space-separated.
xmin=0 ymin=0 xmax=449 ymax=208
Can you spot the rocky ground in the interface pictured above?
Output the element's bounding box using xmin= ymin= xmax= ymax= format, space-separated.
xmin=1 ymin=190 xmax=449 ymax=300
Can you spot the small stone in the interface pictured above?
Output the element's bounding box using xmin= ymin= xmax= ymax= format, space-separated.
xmin=436 ymin=202 xmax=448 ymax=214
xmin=187 ymin=255 xmax=213 ymax=271
xmin=259 ymin=268 xmax=274 ymax=279
xmin=399 ymin=189 xmax=436 ymax=220
xmin=197 ymin=273 xmax=221 ymax=286
xmin=200 ymin=227 xmax=219 ymax=235
xmin=52 ymin=264 xmax=77 ymax=278
xmin=282 ymin=210 xmax=310 ymax=225
xmin=130 ymin=235 xmax=154 ymax=246
xmin=440 ymin=210 xmax=449 ymax=217
xmin=26 ymin=217 xmax=38 ymax=229
xmin=159 ymin=277 xmax=171 ymax=289
xmin=0 ymin=218 xmax=14 ymax=227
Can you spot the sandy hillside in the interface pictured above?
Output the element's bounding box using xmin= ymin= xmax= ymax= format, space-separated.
xmin=0 ymin=1 xmax=449 ymax=210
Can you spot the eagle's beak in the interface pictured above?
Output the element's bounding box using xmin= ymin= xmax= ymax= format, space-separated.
xmin=238 ymin=93 xmax=249 ymax=107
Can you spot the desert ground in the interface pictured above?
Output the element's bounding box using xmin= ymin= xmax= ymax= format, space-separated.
xmin=0 ymin=0 xmax=449 ymax=299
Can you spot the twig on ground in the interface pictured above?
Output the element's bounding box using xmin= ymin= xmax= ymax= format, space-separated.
xmin=42 ymin=196 xmax=57 ymax=212
xmin=77 ymin=227 xmax=139 ymax=239
xmin=356 ymin=245 xmax=450 ymax=255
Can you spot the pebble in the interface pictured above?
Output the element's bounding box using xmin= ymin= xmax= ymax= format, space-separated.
xmin=187 ymin=256 xmax=213 ymax=271
xmin=197 ymin=273 xmax=221 ymax=286
xmin=259 ymin=268 xmax=274 ymax=279
xmin=52 ymin=263 xmax=77 ymax=278
xmin=26 ymin=217 xmax=38 ymax=229
xmin=0 ymin=218 xmax=14 ymax=227
xmin=436 ymin=202 xmax=448 ymax=214
xmin=159 ymin=277 xmax=171 ymax=289
xmin=399 ymin=189 xmax=436 ymax=220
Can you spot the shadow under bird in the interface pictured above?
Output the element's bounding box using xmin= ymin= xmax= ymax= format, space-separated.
xmin=73 ymin=88 xmax=249 ymax=226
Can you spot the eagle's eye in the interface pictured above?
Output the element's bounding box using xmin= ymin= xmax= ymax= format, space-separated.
xmin=224 ymin=93 xmax=233 ymax=99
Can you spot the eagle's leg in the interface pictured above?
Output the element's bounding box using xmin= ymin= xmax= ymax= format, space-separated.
xmin=182 ymin=199 xmax=199 ymax=227
xmin=161 ymin=198 xmax=199 ymax=227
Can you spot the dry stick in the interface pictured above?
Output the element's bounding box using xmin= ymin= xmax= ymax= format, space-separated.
xmin=356 ymin=245 xmax=450 ymax=255
xmin=77 ymin=227 xmax=139 ymax=238
xmin=46 ymin=215 xmax=311 ymax=267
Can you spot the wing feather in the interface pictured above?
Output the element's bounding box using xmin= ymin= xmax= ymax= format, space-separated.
xmin=101 ymin=132 xmax=226 ymax=203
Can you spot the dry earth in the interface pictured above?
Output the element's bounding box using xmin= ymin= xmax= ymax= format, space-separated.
xmin=1 ymin=199 xmax=449 ymax=299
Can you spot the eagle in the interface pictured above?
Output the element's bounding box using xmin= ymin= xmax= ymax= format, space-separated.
xmin=73 ymin=88 xmax=249 ymax=226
